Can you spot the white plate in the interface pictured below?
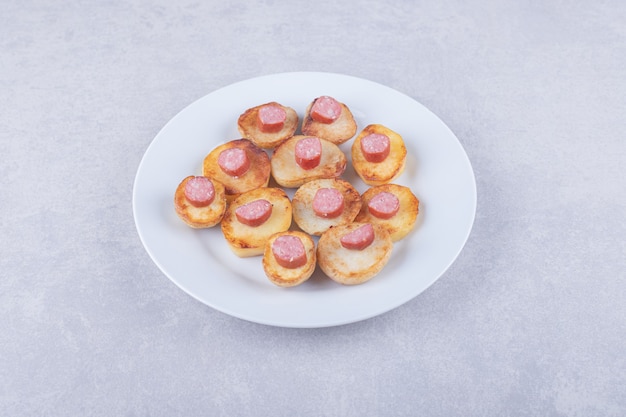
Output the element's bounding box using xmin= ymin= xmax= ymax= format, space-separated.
xmin=133 ymin=72 xmax=476 ymax=328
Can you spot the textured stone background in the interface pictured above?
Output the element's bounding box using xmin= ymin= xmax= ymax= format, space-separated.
xmin=1 ymin=1 xmax=624 ymax=416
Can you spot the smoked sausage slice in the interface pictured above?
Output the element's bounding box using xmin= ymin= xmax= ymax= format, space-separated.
xmin=271 ymin=235 xmax=307 ymax=269
xmin=294 ymin=136 xmax=322 ymax=170
xmin=339 ymin=223 xmax=375 ymax=250
xmin=310 ymin=96 xmax=342 ymax=124
xmin=218 ymin=148 xmax=250 ymax=177
xmin=257 ymin=103 xmax=286 ymax=133
xmin=312 ymin=188 xmax=344 ymax=218
xmin=367 ymin=191 xmax=400 ymax=219
xmin=184 ymin=176 xmax=216 ymax=207
xmin=235 ymin=199 xmax=272 ymax=227
xmin=360 ymin=133 xmax=391 ymax=163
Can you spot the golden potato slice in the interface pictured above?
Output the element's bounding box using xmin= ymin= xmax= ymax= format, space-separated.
xmin=237 ymin=102 xmax=299 ymax=149
xmin=270 ymin=135 xmax=347 ymax=188
xmin=174 ymin=176 xmax=227 ymax=228
xmin=262 ymin=231 xmax=317 ymax=287
xmin=202 ymin=138 xmax=271 ymax=200
xmin=292 ymin=178 xmax=362 ymax=236
xmin=301 ymin=98 xmax=357 ymax=145
xmin=221 ymin=187 xmax=292 ymax=257
xmin=351 ymin=124 xmax=407 ymax=186
xmin=355 ymin=184 xmax=420 ymax=242
xmin=317 ymin=222 xmax=393 ymax=285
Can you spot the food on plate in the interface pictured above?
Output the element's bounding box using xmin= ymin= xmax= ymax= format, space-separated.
xmin=174 ymin=175 xmax=227 ymax=228
xmin=202 ymin=138 xmax=271 ymax=200
xmin=291 ymin=178 xmax=362 ymax=236
xmin=351 ymin=124 xmax=407 ymax=186
xmin=237 ymin=102 xmax=299 ymax=149
xmin=220 ymin=187 xmax=292 ymax=257
xmin=355 ymin=184 xmax=420 ymax=241
xmin=270 ymin=135 xmax=347 ymax=188
xmin=316 ymin=222 xmax=393 ymax=285
xmin=173 ymin=97 xmax=421 ymax=287
xmin=262 ymin=231 xmax=316 ymax=287
xmin=301 ymin=96 xmax=357 ymax=145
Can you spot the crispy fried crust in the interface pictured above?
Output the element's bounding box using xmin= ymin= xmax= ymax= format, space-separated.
xmin=351 ymin=124 xmax=407 ymax=186
xmin=202 ymin=138 xmax=271 ymax=199
xmin=262 ymin=231 xmax=317 ymax=287
xmin=355 ymin=184 xmax=420 ymax=242
xmin=317 ymin=222 xmax=393 ymax=285
xmin=174 ymin=176 xmax=227 ymax=228
xmin=301 ymin=101 xmax=357 ymax=145
xmin=270 ymin=135 xmax=347 ymax=188
xmin=237 ymin=102 xmax=299 ymax=149
xmin=220 ymin=187 xmax=292 ymax=257
xmin=292 ymin=178 xmax=362 ymax=236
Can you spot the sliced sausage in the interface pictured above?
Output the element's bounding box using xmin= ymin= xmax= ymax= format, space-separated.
xmin=360 ymin=133 xmax=390 ymax=163
xmin=310 ymin=96 xmax=342 ymax=124
xmin=368 ymin=191 xmax=400 ymax=219
xmin=257 ymin=104 xmax=286 ymax=133
xmin=271 ymin=235 xmax=307 ymax=269
xmin=218 ymin=147 xmax=250 ymax=177
xmin=184 ymin=176 xmax=216 ymax=207
xmin=294 ymin=136 xmax=322 ymax=170
xmin=235 ymin=199 xmax=272 ymax=227
xmin=312 ymin=188 xmax=344 ymax=218
xmin=340 ymin=223 xmax=375 ymax=250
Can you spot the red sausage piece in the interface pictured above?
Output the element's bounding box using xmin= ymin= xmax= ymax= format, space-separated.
xmin=235 ymin=199 xmax=272 ymax=227
xmin=271 ymin=235 xmax=307 ymax=269
xmin=368 ymin=191 xmax=400 ymax=219
xmin=218 ymin=147 xmax=250 ymax=177
xmin=184 ymin=176 xmax=216 ymax=207
xmin=310 ymin=96 xmax=342 ymax=124
xmin=312 ymin=188 xmax=344 ymax=218
xmin=257 ymin=104 xmax=286 ymax=133
xmin=360 ymin=133 xmax=390 ymax=163
xmin=340 ymin=224 xmax=375 ymax=250
xmin=294 ymin=136 xmax=322 ymax=170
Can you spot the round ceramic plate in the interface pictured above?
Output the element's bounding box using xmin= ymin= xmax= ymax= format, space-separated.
xmin=133 ymin=72 xmax=476 ymax=328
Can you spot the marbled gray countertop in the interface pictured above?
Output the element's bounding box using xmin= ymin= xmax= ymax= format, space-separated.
xmin=2 ymin=1 xmax=624 ymax=416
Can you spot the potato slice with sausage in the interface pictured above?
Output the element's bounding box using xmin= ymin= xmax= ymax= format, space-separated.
xmin=221 ymin=187 xmax=292 ymax=257
xmin=271 ymin=135 xmax=346 ymax=188
xmin=317 ymin=222 xmax=392 ymax=285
